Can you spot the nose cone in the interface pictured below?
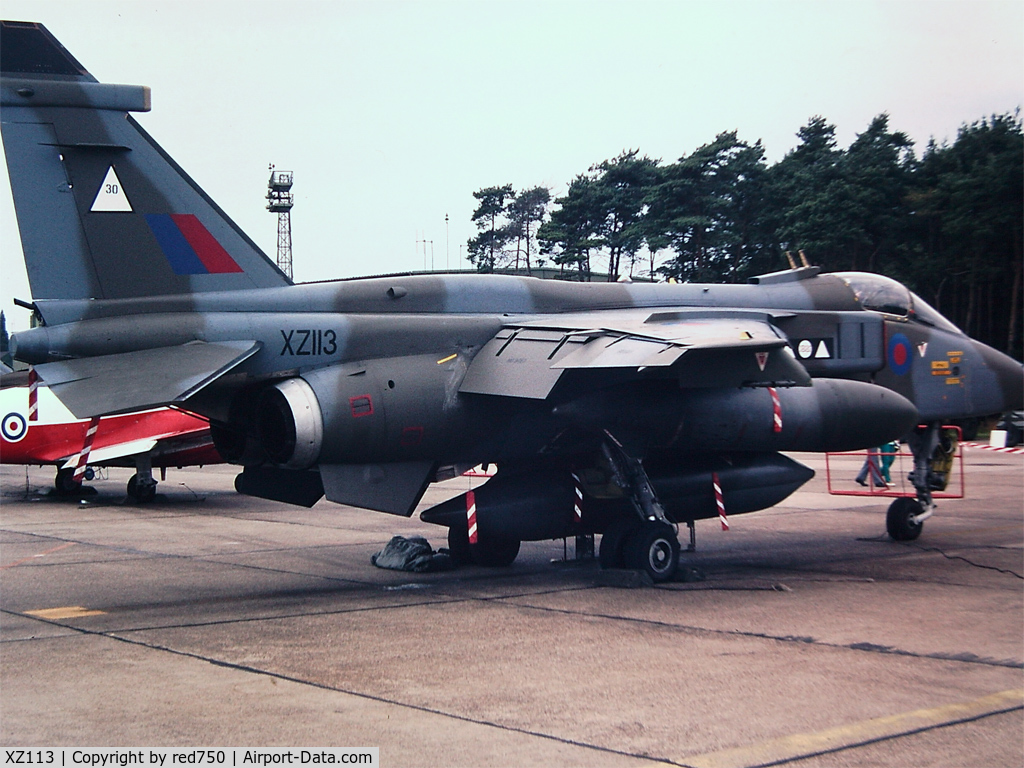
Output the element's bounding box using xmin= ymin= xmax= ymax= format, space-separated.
xmin=972 ymin=342 xmax=1024 ymax=414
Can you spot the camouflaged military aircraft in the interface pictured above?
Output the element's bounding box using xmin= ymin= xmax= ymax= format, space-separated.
xmin=3 ymin=21 xmax=1021 ymax=581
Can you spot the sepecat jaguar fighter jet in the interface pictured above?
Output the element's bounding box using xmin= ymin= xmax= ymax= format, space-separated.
xmin=3 ymin=22 xmax=1021 ymax=581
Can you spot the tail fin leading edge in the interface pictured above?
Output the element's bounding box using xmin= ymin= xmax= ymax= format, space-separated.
xmin=0 ymin=21 xmax=290 ymax=302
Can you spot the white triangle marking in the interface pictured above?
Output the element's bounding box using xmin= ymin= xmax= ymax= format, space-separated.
xmin=814 ymin=340 xmax=830 ymax=358
xmin=91 ymin=166 xmax=133 ymax=212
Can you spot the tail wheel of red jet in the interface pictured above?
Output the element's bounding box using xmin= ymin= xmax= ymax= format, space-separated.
xmin=599 ymin=517 xmax=640 ymax=570
xmin=623 ymin=522 xmax=680 ymax=582
xmin=886 ymin=497 xmax=924 ymax=541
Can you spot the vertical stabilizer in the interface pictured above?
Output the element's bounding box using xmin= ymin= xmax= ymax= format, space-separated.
xmin=0 ymin=21 xmax=290 ymax=301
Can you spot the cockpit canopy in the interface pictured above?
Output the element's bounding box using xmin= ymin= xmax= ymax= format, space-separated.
xmin=836 ymin=272 xmax=962 ymax=335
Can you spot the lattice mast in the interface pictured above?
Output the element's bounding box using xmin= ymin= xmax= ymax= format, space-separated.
xmin=267 ymin=165 xmax=294 ymax=280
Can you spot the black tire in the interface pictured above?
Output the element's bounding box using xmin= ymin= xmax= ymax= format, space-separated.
xmin=127 ymin=474 xmax=157 ymax=503
xmin=54 ymin=468 xmax=79 ymax=496
xmin=623 ymin=522 xmax=680 ymax=583
xmin=471 ymin=536 xmax=520 ymax=568
xmin=599 ymin=517 xmax=638 ymax=570
xmin=886 ymin=497 xmax=924 ymax=541
xmin=447 ymin=524 xmax=473 ymax=566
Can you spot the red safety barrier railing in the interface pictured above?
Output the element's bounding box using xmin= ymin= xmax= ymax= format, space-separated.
xmin=826 ymin=426 xmax=964 ymax=499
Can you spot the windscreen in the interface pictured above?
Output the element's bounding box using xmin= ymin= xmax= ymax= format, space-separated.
xmin=909 ymin=292 xmax=963 ymax=334
xmin=837 ymin=272 xmax=963 ymax=335
xmin=835 ymin=272 xmax=911 ymax=316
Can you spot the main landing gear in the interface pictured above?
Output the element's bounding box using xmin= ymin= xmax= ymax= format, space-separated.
xmin=598 ymin=432 xmax=682 ymax=582
xmin=446 ymin=523 xmax=521 ymax=568
xmin=126 ymin=453 xmax=158 ymax=503
xmin=52 ymin=454 xmax=160 ymax=502
xmin=599 ymin=518 xmax=680 ymax=582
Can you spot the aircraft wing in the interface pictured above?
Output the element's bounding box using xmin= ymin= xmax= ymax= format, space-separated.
xmin=460 ymin=308 xmax=809 ymax=399
xmin=60 ymin=439 xmax=159 ymax=469
xmin=33 ymin=340 xmax=260 ymax=419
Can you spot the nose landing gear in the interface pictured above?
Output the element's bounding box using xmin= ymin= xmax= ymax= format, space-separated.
xmin=887 ymin=422 xmax=955 ymax=541
xmin=886 ymin=497 xmax=926 ymax=541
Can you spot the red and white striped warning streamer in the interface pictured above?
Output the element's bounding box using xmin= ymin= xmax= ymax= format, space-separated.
xmin=712 ymin=471 xmax=728 ymax=530
xmin=768 ymin=386 xmax=782 ymax=433
xmin=571 ymin=472 xmax=583 ymax=523
xmin=964 ymin=442 xmax=1024 ymax=455
xmin=72 ymin=416 xmax=101 ymax=483
xmin=466 ymin=489 xmax=478 ymax=544
xmin=27 ymin=366 xmax=39 ymax=422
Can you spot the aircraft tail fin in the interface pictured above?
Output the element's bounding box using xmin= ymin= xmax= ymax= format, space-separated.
xmin=0 ymin=21 xmax=290 ymax=302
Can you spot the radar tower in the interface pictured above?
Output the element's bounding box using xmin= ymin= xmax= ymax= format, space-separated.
xmin=267 ymin=165 xmax=294 ymax=280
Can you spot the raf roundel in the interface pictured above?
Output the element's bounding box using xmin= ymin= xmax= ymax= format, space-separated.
xmin=887 ymin=333 xmax=912 ymax=376
xmin=2 ymin=412 xmax=28 ymax=442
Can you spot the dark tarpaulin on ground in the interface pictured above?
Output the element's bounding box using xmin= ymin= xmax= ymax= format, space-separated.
xmin=371 ymin=535 xmax=454 ymax=572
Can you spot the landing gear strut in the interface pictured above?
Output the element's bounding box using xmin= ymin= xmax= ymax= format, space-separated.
xmin=599 ymin=432 xmax=681 ymax=582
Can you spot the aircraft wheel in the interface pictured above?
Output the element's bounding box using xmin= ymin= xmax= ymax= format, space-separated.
xmin=54 ymin=468 xmax=79 ymax=496
xmin=127 ymin=474 xmax=157 ymax=504
xmin=447 ymin=524 xmax=473 ymax=566
xmin=623 ymin=522 xmax=680 ymax=583
xmin=886 ymin=497 xmax=924 ymax=541
xmin=471 ymin=535 xmax=520 ymax=568
xmin=599 ymin=517 xmax=639 ymax=570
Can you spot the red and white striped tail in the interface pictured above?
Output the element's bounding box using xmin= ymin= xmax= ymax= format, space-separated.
xmin=71 ymin=416 xmax=101 ymax=483
xmin=713 ymin=471 xmax=728 ymax=530
xmin=466 ymin=489 xmax=478 ymax=545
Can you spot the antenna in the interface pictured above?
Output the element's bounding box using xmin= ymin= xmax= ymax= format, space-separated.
xmin=416 ymin=238 xmax=433 ymax=271
xmin=267 ymin=164 xmax=294 ymax=280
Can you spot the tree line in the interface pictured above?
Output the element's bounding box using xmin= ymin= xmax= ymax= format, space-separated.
xmin=467 ymin=112 xmax=1022 ymax=359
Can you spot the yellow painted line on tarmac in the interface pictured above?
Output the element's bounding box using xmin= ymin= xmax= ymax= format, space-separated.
xmin=681 ymin=689 xmax=1024 ymax=768
xmin=436 ymin=353 xmax=458 ymax=364
xmin=24 ymin=606 xmax=106 ymax=620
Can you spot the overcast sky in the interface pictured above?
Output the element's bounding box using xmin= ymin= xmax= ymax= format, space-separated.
xmin=1 ymin=0 xmax=1021 ymax=331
